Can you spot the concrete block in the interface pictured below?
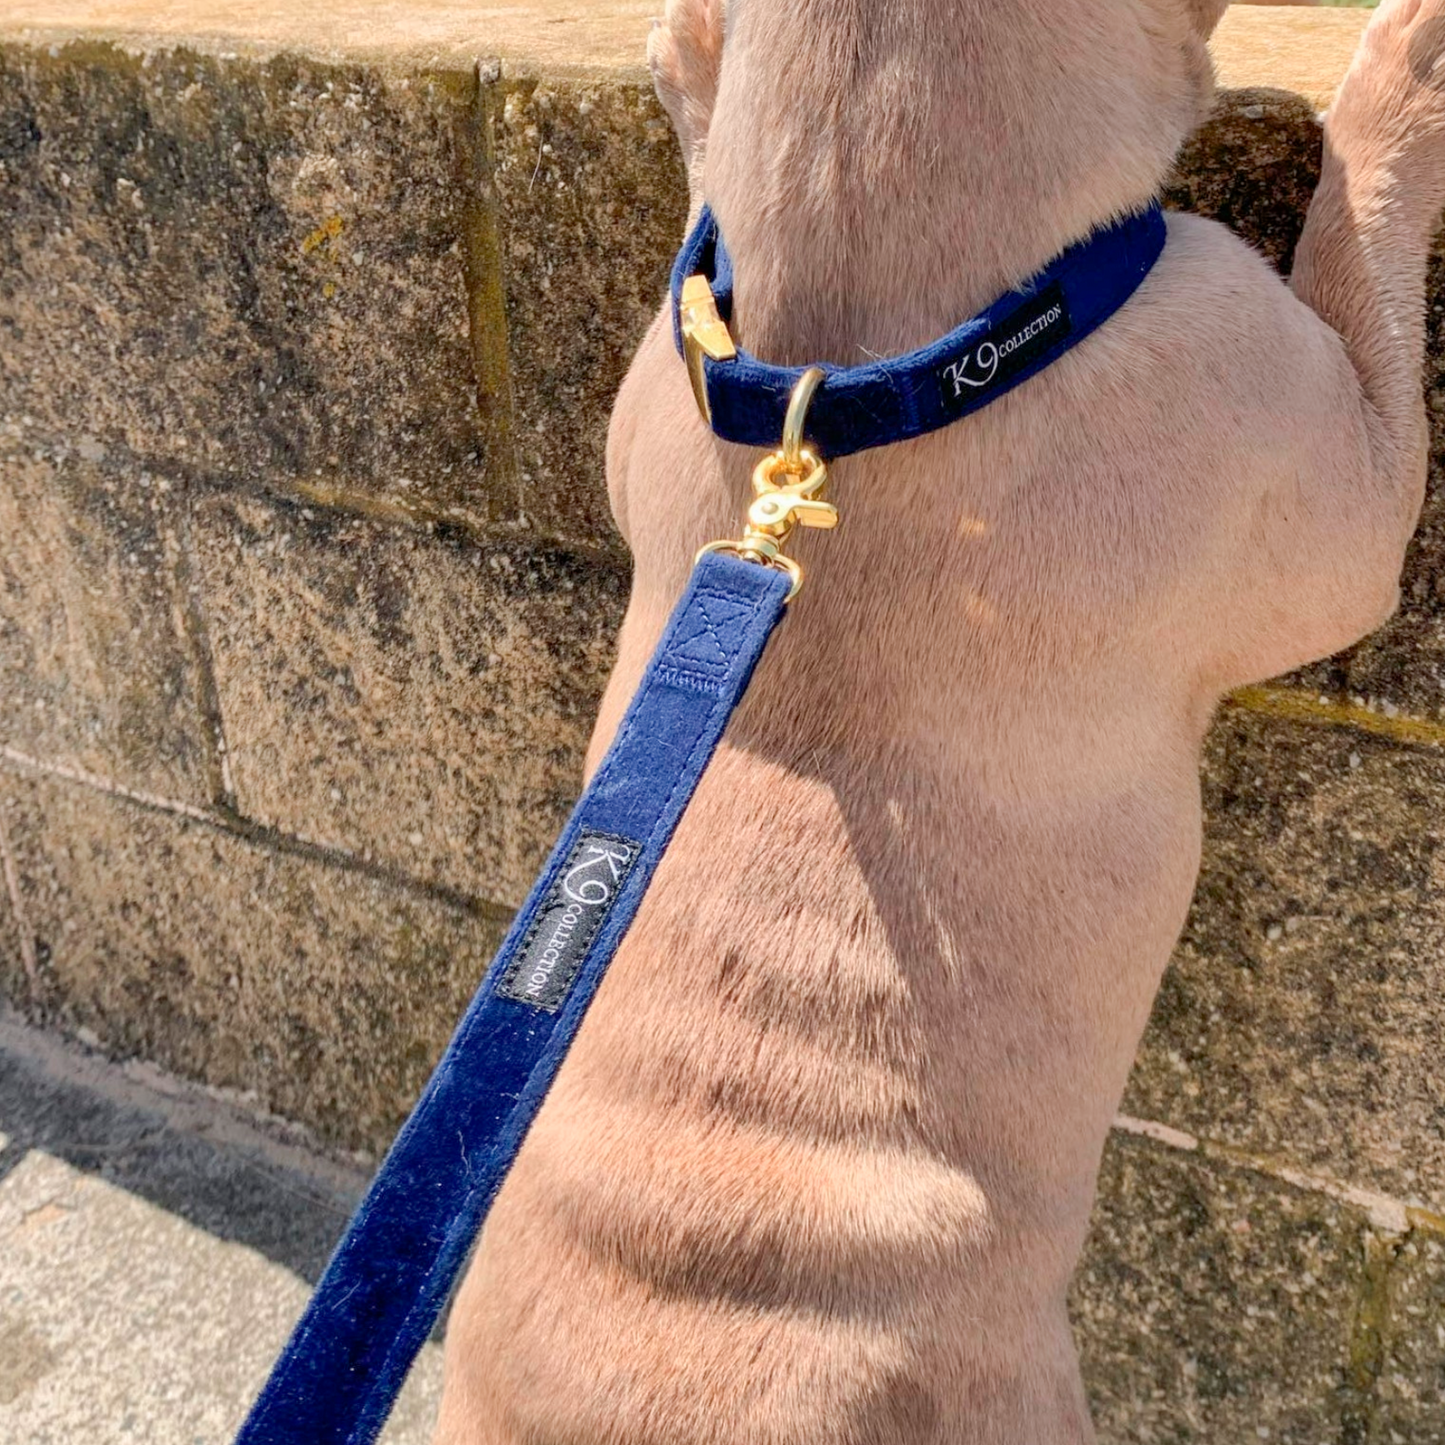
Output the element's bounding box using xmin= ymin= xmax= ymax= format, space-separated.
xmin=0 ymin=765 xmax=505 ymax=1152
xmin=1075 ymin=1129 xmax=1368 ymax=1444
xmin=1166 ymin=87 xmax=1322 ymax=274
xmin=0 ymin=439 xmax=219 ymax=804
xmin=1373 ymin=1228 xmax=1445 ymax=1444
xmin=1127 ymin=710 xmax=1445 ymax=1214
xmin=0 ymin=821 xmax=17 ymax=1001
xmin=0 ymin=43 xmax=502 ymax=526
xmin=189 ymin=490 xmax=627 ymax=907
xmin=489 ymin=76 xmax=688 ymax=548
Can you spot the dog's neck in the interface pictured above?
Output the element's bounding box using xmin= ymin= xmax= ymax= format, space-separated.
xmin=703 ymin=0 xmax=1214 ymax=366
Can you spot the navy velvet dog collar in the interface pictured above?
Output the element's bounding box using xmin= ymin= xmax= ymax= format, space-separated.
xmin=672 ymin=202 xmax=1167 ymax=457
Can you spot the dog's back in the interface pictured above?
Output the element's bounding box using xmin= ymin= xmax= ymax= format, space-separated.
xmin=435 ymin=221 xmax=1386 ymax=1445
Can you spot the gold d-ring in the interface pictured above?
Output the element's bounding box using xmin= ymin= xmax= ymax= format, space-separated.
xmin=782 ymin=367 xmax=826 ymax=470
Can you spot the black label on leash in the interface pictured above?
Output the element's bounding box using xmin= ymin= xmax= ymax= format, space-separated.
xmin=936 ymin=281 xmax=1071 ymax=414
xmin=497 ymin=830 xmax=642 ymax=1012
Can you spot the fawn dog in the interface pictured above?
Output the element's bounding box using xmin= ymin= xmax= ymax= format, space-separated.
xmin=435 ymin=2 xmax=1445 ymax=1440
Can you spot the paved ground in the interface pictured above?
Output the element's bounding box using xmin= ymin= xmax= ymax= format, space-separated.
xmin=0 ymin=1013 xmax=444 ymax=1443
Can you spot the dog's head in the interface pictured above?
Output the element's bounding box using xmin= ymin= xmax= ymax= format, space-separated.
xmin=705 ymin=0 xmax=1235 ymax=347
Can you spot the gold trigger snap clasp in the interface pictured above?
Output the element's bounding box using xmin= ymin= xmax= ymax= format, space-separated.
xmin=697 ymin=367 xmax=836 ymax=602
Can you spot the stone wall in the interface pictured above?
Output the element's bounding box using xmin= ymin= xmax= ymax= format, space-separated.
xmin=1 ymin=5 xmax=1441 ymax=1440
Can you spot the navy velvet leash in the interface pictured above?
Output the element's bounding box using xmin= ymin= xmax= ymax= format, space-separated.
xmin=671 ymin=204 xmax=1167 ymax=457
xmin=235 ymin=553 xmax=791 ymax=1445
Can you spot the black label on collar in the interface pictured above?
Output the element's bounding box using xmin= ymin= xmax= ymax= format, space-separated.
xmin=936 ymin=281 xmax=1072 ymax=416
xmin=497 ymin=831 xmax=641 ymax=1012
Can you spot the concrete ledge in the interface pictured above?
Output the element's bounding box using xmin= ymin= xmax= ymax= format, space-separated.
xmin=0 ymin=2 xmax=1377 ymax=98
xmin=0 ymin=0 xmax=660 ymax=81
xmin=1214 ymin=5 xmax=1371 ymax=108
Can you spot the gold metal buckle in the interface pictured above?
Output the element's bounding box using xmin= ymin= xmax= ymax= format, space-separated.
xmin=679 ymin=274 xmax=737 ymax=424
xmin=697 ymin=367 xmax=836 ymax=602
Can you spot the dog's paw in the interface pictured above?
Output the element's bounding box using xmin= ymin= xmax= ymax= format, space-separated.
xmin=648 ymin=0 xmax=725 ymax=162
xmin=1369 ymin=0 xmax=1445 ymax=91
xmin=1353 ymin=0 xmax=1445 ymax=103
xmin=1331 ymin=0 xmax=1445 ymax=192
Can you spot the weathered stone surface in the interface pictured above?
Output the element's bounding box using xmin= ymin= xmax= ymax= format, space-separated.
xmin=1373 ymin=1228 xmax=1445 ymax=1444
xmin=0 ymin=766 xmax=506 ymax=1152
xmin=189 ymin=489 xmax=627 ymax=907
xmin=490 ymin=77 xmax=687 ymax=547
xmin=0 ymin=819 xmax=18 ymax=999
xmin=1127 ymin=710 xmax=1445 ymax=1213
xmin=0 ymin=43 xmax=502 ymax=526
xmin=1074 ymin=1129 xmax=1368 ymax=1445
xmin=0 ymin=436 xmax=218 ymax=803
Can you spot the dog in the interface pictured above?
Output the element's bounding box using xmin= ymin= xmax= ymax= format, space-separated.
xmin=433 ymin=2 xmax=1445 ymax=1440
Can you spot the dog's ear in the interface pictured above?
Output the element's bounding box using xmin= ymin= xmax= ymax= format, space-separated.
xmin=1183 ymin=0 xmax=1231 ymax=38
